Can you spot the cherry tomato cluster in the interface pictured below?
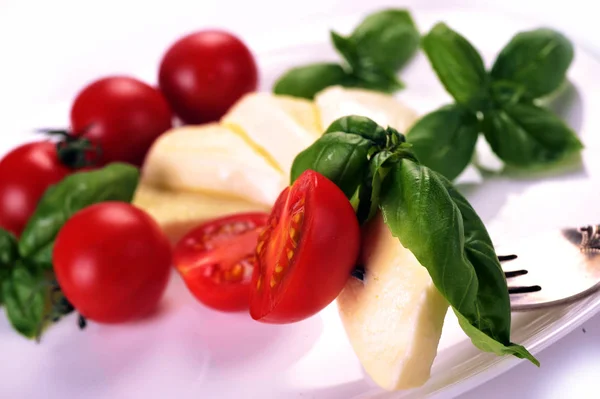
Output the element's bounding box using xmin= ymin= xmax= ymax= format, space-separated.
xmin=0 ymin=30 xmax=257 ymax=325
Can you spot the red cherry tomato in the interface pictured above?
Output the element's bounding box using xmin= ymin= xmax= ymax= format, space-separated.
xmin=158 ymin=30 xmax=258 ymax=124
xmin=70 ymin=76 xmax=173 ymax=167
xmin=53 ymin=202 xmax=172 ymax=323
xmin=173 ymin=213 xmax=269 ymax=312
xmin=250 ymin=170 xmax=360 ymax=324
xmin=0 ymin=142 xmax=71 ymax=237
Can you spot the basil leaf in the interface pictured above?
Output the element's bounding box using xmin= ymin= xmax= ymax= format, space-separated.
xmin=350 ymin=9 xmax=420 ymax=73
xmin=341 ymin=72 xmax=403 ymax=94
xmin=491 ymin=28 xmax=574 ymax=98
xmin=422 ymin=23 xmax=488 ymax=110
xmin=290 ymin=133 xmax=373 ymax=199
xmin=380 ymin=159 xmax=538 ymax=365
xmin=331 ymin=31 xmax=360 ymax=71
xmin=3 ymin=265 xmax=74 ymax=340
xmin=0 ymin=229 xmax=18 ymax=305
xmin=324 ymin=115 xmax=388 ymax=147
xmin=482 ymin=103 xmax=583 ymax=166
xmin=273 ymin=63 xmax=349 ymax=100
xmin=2 ymin=266 xmax=46 ymax=339
xmin=407 ymin=104 xmax=480 ymax=181
xmin=19 ymin=163 xmax=139 ymax=260
xmin=356 ymin=150 xmax=396 ymax=224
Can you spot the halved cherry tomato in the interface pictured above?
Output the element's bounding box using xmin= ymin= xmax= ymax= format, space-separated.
xmin=174 ymin=212 xmax=269 ymax=312
xmin=250 ymin=170 xmax=360 ymax=324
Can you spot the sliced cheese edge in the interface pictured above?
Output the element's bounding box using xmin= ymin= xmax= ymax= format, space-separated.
xmin=222 ymin=92 xmax=322 ymax=175
xmin=140 ymin=123 xmax=287 ymax=207
xmin=337 ymin=214 xmax=449 ymax=390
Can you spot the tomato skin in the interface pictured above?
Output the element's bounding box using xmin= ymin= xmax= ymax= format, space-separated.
xmin=250 ymin=170 xmax=360 ymax=324
xmin=70 ymin=76 xmax=173 ymax=167
xmin=0 ymin=142 xmax=71 ymax=237
xmin=158 ymin=30 xmax=258 ymax=124
xmin=174 ymin=213 xmax=269 ymax=312
xmin=53 ymin=202 xmax=172 ymax=323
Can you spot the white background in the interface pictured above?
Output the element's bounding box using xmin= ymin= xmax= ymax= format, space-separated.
xmin=1 ymin=1 xmax=600 ymax=398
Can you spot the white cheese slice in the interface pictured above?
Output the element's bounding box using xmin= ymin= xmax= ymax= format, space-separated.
xmin=337 ymin=214 xmax=449 ymax=390
xmin=140 ymin=123 xmax=287 ymax=207
xmin=315 ymin=86 xmax=420 ymax=133
xmin=221 ymin=92 xmax=322 ymax=175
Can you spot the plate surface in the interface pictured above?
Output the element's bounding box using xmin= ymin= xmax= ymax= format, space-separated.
xmin=1 ymin=5 xmax=600 ymax=399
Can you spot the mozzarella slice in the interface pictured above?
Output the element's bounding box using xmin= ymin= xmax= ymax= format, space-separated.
xmin=132 ymin=183 xmax=269 ymax=243
xmin=337 ymin=214 xmax=449 ymax=390
xmin=221 ymin=92 xmax=322 ymax=175
xmin=141 ymin=123 xmax=287 ymax=207
xmin=315 ymin=86 xmax=420 ymax=133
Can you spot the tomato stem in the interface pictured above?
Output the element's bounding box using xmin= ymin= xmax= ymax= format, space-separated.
xmin=37 ymin=127 xmax=103 ymax=169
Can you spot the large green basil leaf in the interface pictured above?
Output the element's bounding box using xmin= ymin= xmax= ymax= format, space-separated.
xmin=0 ymin=229 xmax=18 ymax=305
xmin=422 ymin=23 xmax=489 ymax=110
xmin=273 ymin=63 xmax=349 ymax=100
xmin=19 ymin=163 xmax=139 ymax=260
xmin=356 ymin=150 xmax=396 ymax=224
xmin=482 ymin=102 xmax=583 ymax=167
xmin=407 ymin=104 xmax=480 ymax=181
xmin=379 ymin=159 xmax=538 ymax=365
xmin=290 ymin=133 xmax=373 ymax=199
xmin=490 ymin=28 xmax=574 ymax=98
xmin=324 ymin=115 xmax=388 ymax=147
xmin=350 ymin=9 xmax=420 ymax=73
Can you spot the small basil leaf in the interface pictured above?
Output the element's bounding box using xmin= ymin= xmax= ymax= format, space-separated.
xmin=19 ymin=163 xmax=139 ymax=260
xmin=482 ymin=103 xmax=583 ymax=167
xmin=407 ymin=104 xmax=480 ymax=181
xmin=380 ymin=159 xmax=538 ymax=365
xmin=341 ymin=72 xmax=404 ymax=94
xmin=350 ymin=9 xmax=420 ymax=74
xmin=2 ymin=266 xmax=46 ymax=339
xmin=356 ymin=150 xmax=396 ymax=224
xmin=324 ymin=115 xmax=388 ymax=146
xmin=422 ymin=23 xmax=488 ymax=110
xmin=273 ymin=63 xmax=349 ymax=100
xmin=491 ymin=28 xmax=574 ymax=98
xmin=331 ymin=31 xmax=360 ymax=70
xmin=290 ymin=133 xmax=373 ymax=199
xmin=0 ymin=229 xmax=18 ymax=305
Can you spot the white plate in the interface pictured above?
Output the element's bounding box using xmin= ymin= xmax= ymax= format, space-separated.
xmin=1 ymin=5 xmax=600 ymax=399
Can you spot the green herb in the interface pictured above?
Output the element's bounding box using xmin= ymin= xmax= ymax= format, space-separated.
xmin=421 ymin=23 xmax=488 ymax=110
xmin=490 ymin=28 xmax=574 ymax=98
xmin=273 ymin=9 xmax=420 ymax=99
xmin=273 ymin=63 xmax=348 ymax=100
xmin=291 ymin=115 xmax=538 ymax=365
xmin=19 ymin=162 xmax=139 ymax=263
xmin=2 ymin=265 xmax=73 ymax=340
xmin=407 ymin=104 xmax=480 ymax=181
xmin=1 ymin=163 xmax=140 ymax=340
xmin=410 ymin=23 xmax=580 ymax=179
xmin=0 ymin=229 xmax=18 ymax=305
xmin=380 ymin=159 xmax=537 ymax=365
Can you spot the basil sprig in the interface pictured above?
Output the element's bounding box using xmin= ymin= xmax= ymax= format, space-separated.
xmin=407 ymin=23 xmax=581 ymax=180
xmin=274 ymin=9 xmax=420 ymax=99
xmin=291 ymin=115 xmax=538 ymax=366
xmin=0 ymin=163 xmax=139 ymax=340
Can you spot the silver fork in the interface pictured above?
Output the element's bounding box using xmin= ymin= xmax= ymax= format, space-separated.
xmin=497 ymin=224 xmax=600 ymax=311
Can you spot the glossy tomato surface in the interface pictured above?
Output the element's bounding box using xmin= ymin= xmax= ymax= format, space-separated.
xmin=0 ymin=141 xmax=71 ymax=237
xmin=70 ymin=76 xmax=173 ymax=166
xmin=158 ymin=30 xmax=258 ymax=124
xmin=250 ymin=170 xmax=360 ymax=324
xmin=174 ymin=212 xmax=269 ymax=312
xmin=53 ymin=202 xmax=172 ymax=323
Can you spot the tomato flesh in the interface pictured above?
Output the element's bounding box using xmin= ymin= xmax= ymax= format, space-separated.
xmin=174 ymin=213 xmax=269 ymax=312
xmin=250 ymin=170 xmax=361 ymax=324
